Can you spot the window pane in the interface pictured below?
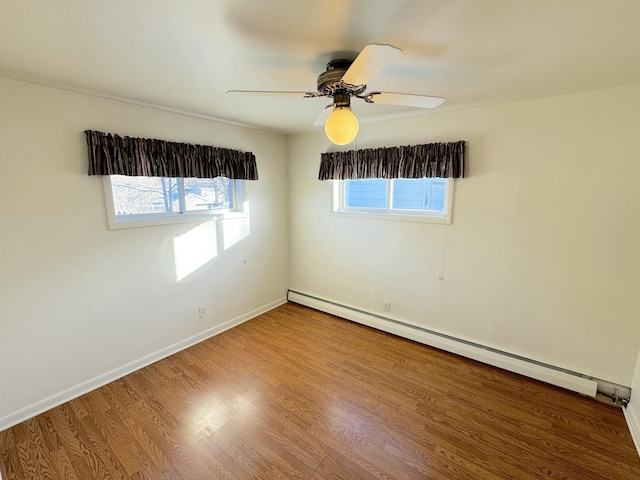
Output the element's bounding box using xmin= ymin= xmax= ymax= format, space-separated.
xmin=345 ymin=179 xmax=388 ymax=208
xmin=392 ymin=178 xmax=447 ymax=211
xmin=429 ymin=180 xmax=447 ymax=211
xmin=111 ymin=175 xmax=179 ymax=215
xmin=184 ymin=177 xmax=233 ymax=211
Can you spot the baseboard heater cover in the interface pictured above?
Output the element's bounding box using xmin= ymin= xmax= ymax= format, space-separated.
xmin=287 ymin=290 xmax=600 ymax=398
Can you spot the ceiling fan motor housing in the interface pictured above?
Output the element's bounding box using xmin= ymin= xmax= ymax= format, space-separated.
xmin=316 ymin=59 xmax=366 ymax=98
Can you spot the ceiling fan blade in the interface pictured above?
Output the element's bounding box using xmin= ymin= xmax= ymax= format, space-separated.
xmin=341 ymin=44 xmax=402 ymax=86
xmin=227 ymin=90 xmax=317 ymax=98
xmin=313 ymin=105 xmax=333 ymax=127
xmin=367 ymin=92 xmax=445 ymax=109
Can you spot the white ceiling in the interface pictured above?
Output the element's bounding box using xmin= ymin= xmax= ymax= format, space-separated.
xmin=2 ymin=0 xmax=639 ymax=134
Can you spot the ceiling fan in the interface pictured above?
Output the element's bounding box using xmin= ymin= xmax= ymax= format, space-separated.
xmin=227 ymin=44 xmax=445 ymax=145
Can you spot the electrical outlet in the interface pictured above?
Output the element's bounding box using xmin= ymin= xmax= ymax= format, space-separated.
xmin=198 ymin=306 xmax=206 ymax=318
xmin=383 ymin=300 xmax=391 ymax=312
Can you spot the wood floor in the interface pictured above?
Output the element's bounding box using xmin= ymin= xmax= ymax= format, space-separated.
xmin=1 ymin=303 xmax=639 ymax=479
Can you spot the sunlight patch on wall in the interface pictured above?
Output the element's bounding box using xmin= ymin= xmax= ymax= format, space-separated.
xmin=222 ymin=204 xmax=251 ymax=251
xmin=172 ymin=204 xmax=251 ymax=281
xmin=173 ymin=220 xmax=218 ymax=281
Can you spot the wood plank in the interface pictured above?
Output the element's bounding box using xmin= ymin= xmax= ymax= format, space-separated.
xmin=0 ymin=302 xmax=638 ymax=479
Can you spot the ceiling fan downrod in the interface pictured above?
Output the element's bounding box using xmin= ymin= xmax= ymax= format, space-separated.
xmin=332 ymin=91 xmax=351 ymax=109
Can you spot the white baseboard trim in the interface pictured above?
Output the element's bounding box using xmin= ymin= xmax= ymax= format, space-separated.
xmin=624 ymin=403 xmax=640 ymax=459
xmin=288 ymin=290 xmax=598 ymax=398
xmin=0 ymin=297 xmax=287 ymax=432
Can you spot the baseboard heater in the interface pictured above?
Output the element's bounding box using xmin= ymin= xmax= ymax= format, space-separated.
xmin=287 ymin=290 xmax=630 ymax=405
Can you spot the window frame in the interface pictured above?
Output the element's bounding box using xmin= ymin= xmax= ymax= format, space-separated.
xmin=331 ymin=177 xmax=454 ymax=224
xmin=102 ymin=176 xmax=245 ymax=230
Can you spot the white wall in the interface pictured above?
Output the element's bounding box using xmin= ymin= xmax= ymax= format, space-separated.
xmin=288 ymin=84 xmax=640 ymax=386
xmin=0 ymin=77 xmax=289 ymax=428
xmin=625 ymin=350 xmax=640 ymax=454
xmin=1 ymin=75 xmax=638 ymax=432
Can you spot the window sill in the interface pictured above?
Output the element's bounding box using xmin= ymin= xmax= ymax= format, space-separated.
xmin=107 ymin=210 xmax=247 ymax=230
xmin=331 ymin=209 xmax=451 ymax=224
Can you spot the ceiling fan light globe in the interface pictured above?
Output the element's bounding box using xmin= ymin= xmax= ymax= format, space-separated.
xmin=325 ymin=108 xmax=359 ymax=145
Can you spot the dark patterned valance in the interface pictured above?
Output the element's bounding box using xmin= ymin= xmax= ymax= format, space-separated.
xmin=318 ymin=141 xmax=465 ymax=180
xmin=84 ymin=130 xmax=258 ymax=180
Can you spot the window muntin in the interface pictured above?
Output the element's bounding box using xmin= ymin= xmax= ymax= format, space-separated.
xmin=334 ymin=177 xmax=453 ymax=223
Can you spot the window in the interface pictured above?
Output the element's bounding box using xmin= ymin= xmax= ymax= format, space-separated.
xmin=104 ymin=175 xmax=243 ymax=229
xmin=333 ymin=177 xmax=453 ymax=223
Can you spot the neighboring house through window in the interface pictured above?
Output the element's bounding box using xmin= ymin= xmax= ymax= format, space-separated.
xmin=104 ymin=175 xmax=243 ymax=229
xmin=333 ymin=177 xmax=453 ymax=223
